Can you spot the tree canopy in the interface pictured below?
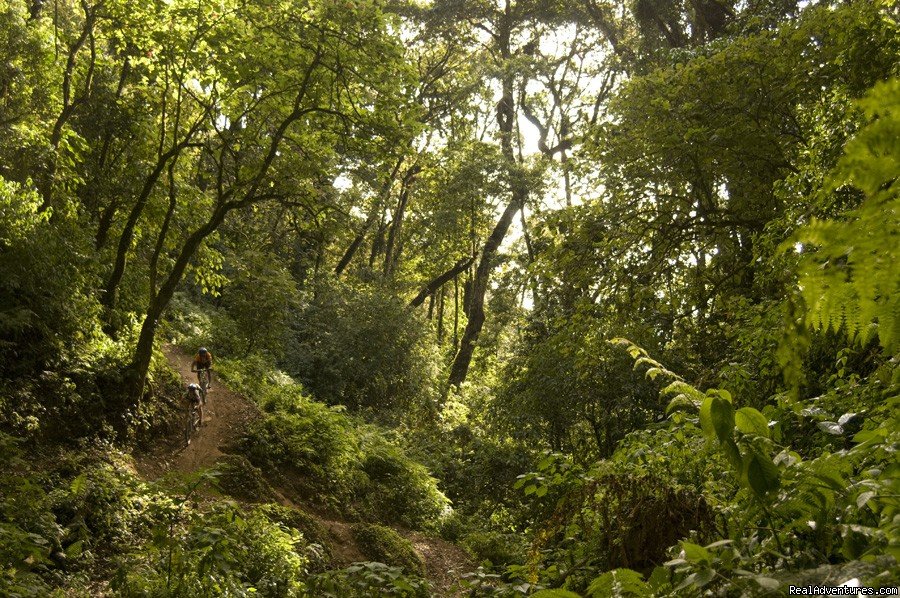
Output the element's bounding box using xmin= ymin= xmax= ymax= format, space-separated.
xmin=0 ymin=0 xmax=898 ymax=594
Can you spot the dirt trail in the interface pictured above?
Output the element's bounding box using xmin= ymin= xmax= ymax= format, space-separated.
xmin=134 ymin=344 xmax=258 ymax=479
xmin=135 ymin=344 xmax=472 ymax=596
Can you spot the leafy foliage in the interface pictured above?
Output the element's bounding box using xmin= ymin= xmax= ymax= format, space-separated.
xmin=352 ymin=524 xmax=426 ymax=576
xmin=791 ymin=78 xmax=900 ymax=353
xmin=220 ymin=356 xmax=449 ymax=529
xmin=310 ymin=561 xmax=430 ymax=597
xmin=284 ymin=280 xmax=441 ymax=421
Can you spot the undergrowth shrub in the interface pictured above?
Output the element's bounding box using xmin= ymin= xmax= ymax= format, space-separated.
xmin=283 ymin=280 xmax=440 ymax=422
xmin=257 ymin=504 xmax=333 ymax=570
xmin=511 ymin=452 xmax=716 ymax=593
xmin=309 ymin=561 xmax=429 ymax=597
xmin=221 ymin=357 xmax=449 ymax=529
xmin=213 ymin=454 xmax=279 ymax=504
xmin=459 ymin=531 xmax=524 ymax=570
xmin=0 ymin=435 xmax=162 ymax=596
xmin=351 ymin=524 xmax=425 ymax=576
xmin=357 ymin=433 xmax=449 ymax=529
xmin=0 ymin=319 xmax=183 ymax=446
xmin=113 ymin=503 xmax=309 ymax=597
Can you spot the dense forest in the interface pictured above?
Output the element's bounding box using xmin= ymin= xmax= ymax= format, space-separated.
xmin=1 ymin=0 xmax=898 ymax=595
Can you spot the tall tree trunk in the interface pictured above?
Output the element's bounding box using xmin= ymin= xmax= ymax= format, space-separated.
xmin=382 ymin=165 xmax=419 ymax=278
xmin=95 ymin=198 xmax=120 ymax=250
xmin=437 ymin=285 xmax=445 ymax=343
xmin=453 ymin=274 xmax=459 ymax=351
xmin=369 ymin=211 xmax=387 ymax=268
xmin=102 ymin=115 xmax=205 ymax=314
xmin=82 ymin=57 xmax=130 ymax=221
xmin=409 ymin=255 xmax=475 ymax=308
xmin=334 ymin=157 xmax=403 ymax=276
xmin=448 ymin=10 xmax=526 ymax=386
xmin=148 ymin=159 xmax=178 ymax=300
xmin=39 ymin=3 xmax=97 ymax=212
xmin=129 ymin=48 xmax=322 ymax=402
xmin=129 ymin=210 xmax=226 ymax=403
xmin=448 ymin=199 xmax=519 ymax=386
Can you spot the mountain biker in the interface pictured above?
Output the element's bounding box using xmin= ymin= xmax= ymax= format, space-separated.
xmin=191 ymin=347 xmax=213 ymax=389
xmin=185 ymin=383 xmax=203 ymax=436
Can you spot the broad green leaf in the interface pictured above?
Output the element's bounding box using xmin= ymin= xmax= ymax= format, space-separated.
xmin=699 ymin=396 xmax=715 ymax=438
xmin=676 ymin=568 xmax=714 ymax=591
xmin=587 ymin=568 xmax=650 ymax=597
xmin=753 ymin=577 xmax=780 ymax=590
xmin=856 ymin=491 xmax=876 ymax=509
xmin=723 ymin=439 xmax=742 ymax=471
xmin=817 ymin=421 xmax=843 ymax=435
xmin=681 ymin=542 xmax=710 ymax=563
xmin=747 ymin=452 xmax=780 ymax=498
xmin=735 ymin=407 xmax=769 ymax=438
xmin=710 ymin=397 xmax=735 ymax=443
xmin=533 ymin=590 xmax=582 ymax=598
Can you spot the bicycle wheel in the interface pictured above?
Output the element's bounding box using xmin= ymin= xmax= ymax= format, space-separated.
xmin=186 ymin=403 xmax=201 ymax=444
xmin=199 ymin=370 xmax=209 ymax=403
xmin=185 ymin=407 xmax=192 ymax=444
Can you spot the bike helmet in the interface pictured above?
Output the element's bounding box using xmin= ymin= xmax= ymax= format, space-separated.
xmin=199 ymin=347 xmax=208 ymax=355
xmin=188 ymin=383 xmax=200 ymax=390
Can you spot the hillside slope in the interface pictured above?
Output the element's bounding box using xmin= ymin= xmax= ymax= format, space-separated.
xmin=135 ymin=345 xmax=472 ymax=595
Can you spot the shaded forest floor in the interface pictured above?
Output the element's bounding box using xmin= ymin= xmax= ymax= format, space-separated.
xmin=134 ymin=345 xmax=471 ymax=595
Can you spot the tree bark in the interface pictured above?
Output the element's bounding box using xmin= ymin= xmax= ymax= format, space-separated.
xmin=334 ymin=157 xmax=403 ymax=276
xmin=129 ymin=49 xmax=322 ymax=402
xmin=148 ymin=159 xmax=178 ymax=300
xmin=382 ymin=164 xmax=420 ymax=277
xmin=448 ymin=199 xmax=520 ymax=386
xmin=437 ymin=285 xmax=445 ymax=343
xmin=39 ymin=1 xmax=98 ymax=212
xmin=448 ymin=7 xmax=526 ymax=386
xmin=101 ymin=115 xmax=206 ymax=314
xmin=129 ymin=209 xmax=227 ymax=403
xmin=408 ymin=255 xmax=475 ymax=308
xmin=453 ymin=274 xmax=459 ymax=350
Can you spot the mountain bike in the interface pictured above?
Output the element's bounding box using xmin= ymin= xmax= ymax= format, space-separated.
xmin=196 ymin=368 xmax=210 ymax=404
xmin=185 ymin=397 xmax=203 ymax=445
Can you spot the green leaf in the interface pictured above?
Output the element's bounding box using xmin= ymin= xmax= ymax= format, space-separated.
xmin=753 ymin=577 xmax=780 ymax=591
xmin=680 ymin=542 xmax=710 ymax=563
xmin=722 ymin=439 xmax=742 ymax=471
xmin=746 ymin=451 xmax=780 ymax=498
xmin=699 ymin=396 xmax=715 ymax=438
xmin=676 ymin=568 xmax=715 ymax=591
xmin=856 ymin=490 xmax=876 ymax=509
xmin=586 ymin=569 xmax=650 ymax=597
xmin=816 ymin=421 xmax=844 ymax=435
xmin=70 ymin=473 xmax=88 ymax=495
xmin=710 ymin=397 xmax=735 ymax=443
xmin=707 ymin=388 xmax=732 ymax=403
xmin=533 ymin=590 xmax=583 ymax=598
xmin=735 ymin=407 xmax=769 ymax=438
xmin=64 ymin=540 xmax=83 ymax=558
xmin=666 ymin=394 xmax=696 ymax=414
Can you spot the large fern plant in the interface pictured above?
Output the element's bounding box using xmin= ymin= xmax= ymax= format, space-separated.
xmin=790 ymin=78 xmax=900 ymax=354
